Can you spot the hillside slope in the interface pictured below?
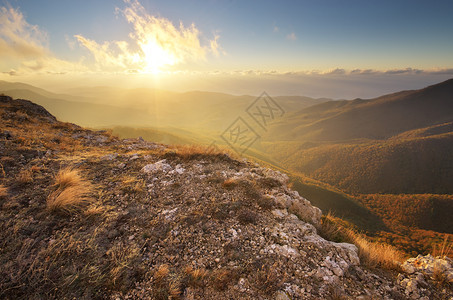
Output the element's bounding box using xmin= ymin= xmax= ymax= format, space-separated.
xmin=2 ymin=95 xmax=451 ymax=299
xmin=262 ymin=79 xmax=453 ymax=196
xmin=268 ymin=78 xmax=453 ymax=141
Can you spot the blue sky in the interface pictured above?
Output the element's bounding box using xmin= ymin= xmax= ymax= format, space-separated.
xmin=1 ymin=0 xmax=453 ymax=97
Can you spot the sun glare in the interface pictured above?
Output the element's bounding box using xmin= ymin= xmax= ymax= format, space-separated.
xmin=140 ymin=39 xmax=177 ymax=73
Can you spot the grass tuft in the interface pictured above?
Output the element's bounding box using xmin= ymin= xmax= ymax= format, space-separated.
xmin=184 ymin=266 xmax=208 ymax=288
xmin=346 ymin=231 xmax=403 ymax=270
xmin=211 ymin=269 xmax=235 ymax=291
xmin=47 ymin=168 xmax=94 ymax=213
xmin=222 ymin=178 xmax=238 ymax=189
xmin=432 ymin=235 xmax=452 ymax=259
xmin=254 ymin=262 xmax=286 ymax=294
xmin=319 ymin=212 xmax=403 ymax=270
xmin=0 ymin=184 xmax=8 ymax=198
xmin=16 ymin=168 xmax=33 ymax=183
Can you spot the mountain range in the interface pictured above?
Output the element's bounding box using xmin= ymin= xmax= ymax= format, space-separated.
xmin=1 ymin=78 xmax=452 ymax=256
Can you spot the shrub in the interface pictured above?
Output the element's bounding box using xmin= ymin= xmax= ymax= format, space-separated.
xmin=47 ymin=168 xmax=94 ymax=213
xmin=257 ymin=195 xmax=275 ymax=210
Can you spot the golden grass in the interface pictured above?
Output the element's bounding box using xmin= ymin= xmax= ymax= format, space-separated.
xmin=211 ymin=269 xmax=233 ymax=291
xmin=254 ymin=262 xmax=286 ymax=294
xmin=320 ymin=213 xmax=404 ymax=270
xmin=0 ymin=184 xmax=8 ymax=198
xmin=222 ymin=178 xmax=238 ymax=189
xmin=184 ymin=266 xmax=208 ymax=288
xmin=106 ymin=242 xmax=140 ymax=286
xmin=47 ymin=168 xmax=94 ymax=213
xmin=346 ymin=230 xmax=404 ymax=270
xmin=120 ymin=176 xmax=144 ymax=193
xmin=154 ymin=264 xmax=170 ymax=284
xmin=84 ymin=205 xmax=104 ymax=217
xmin=16 ymin=168 xmax=33 ymax=183
xmin=432 ymin=235 xmax=452 ymax=259
xmin=171 ymin=144 xmax=239 ymax=160
xmin=54 ymin=168 xmax=83 ymax=189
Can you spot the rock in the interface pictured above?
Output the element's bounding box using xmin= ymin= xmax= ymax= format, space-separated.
xmin=262 ymin=168 xmax=289 ymax=184
xmin=333 ymin=242 xmax=360 ymax=266
xmin=272 ymin=209 xmax=288 ymax=218
xmin=169 ymin=164 xmax=185 ymax=175
xmin=162 ymin=208 xmax=178 ymax=220
xmin=402 ymin=263 xmax=415 ymax=274
xmin=129 ymin=153 xmax=140 ymax=160
xmin=273 ymin=244 xmax=300 ymax=258
xmin=275 ymin=290 xmax=290 ymax=300
xmin=142 ymin=159 xmax=172 ymax=173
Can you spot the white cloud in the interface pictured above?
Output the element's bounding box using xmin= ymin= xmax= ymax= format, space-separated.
xmin=76 ymin=0 xmax=221 ymax=73
xmin=0 ymin=5 xmax=87 ymax=75
xmin=0 ymin=1 xmax=221 ymax=75
xmin=0 ymin=5 xmax=48 ymax=59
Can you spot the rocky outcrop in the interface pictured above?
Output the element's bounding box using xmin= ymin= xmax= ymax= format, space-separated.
xmin=398 ymin=254 xmax=453 ymax=299
xmin=1 ymin=96 xmax=452 ymax=299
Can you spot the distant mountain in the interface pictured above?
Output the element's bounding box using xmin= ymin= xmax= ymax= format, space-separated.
xmin=0 ymin=88 xmax=157 ymax=127
xmin=0 ymin=80 xmax=329 ymax=131
xmin=267 ymin=78 xmax=453 ymax=141
xmin=261 ymin=79 xmax=453 ymax=193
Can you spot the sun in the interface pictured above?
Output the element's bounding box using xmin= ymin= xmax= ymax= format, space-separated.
xmin=140 ymin=39 xmax=177 ymax=74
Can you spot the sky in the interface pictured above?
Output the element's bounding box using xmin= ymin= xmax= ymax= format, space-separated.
xmin=1 ymin=0 xmax=453 ymax=98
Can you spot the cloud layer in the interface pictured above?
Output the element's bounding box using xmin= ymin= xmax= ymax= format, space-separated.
xmin=0 ymin=5 xmax=48 ymax=59
xmin=0 ymin=1 xmax=220 ymax=75
xmin=75 ymin=0 xmax=220 ymax=73
xmin=0 ymin=1 xmax=451 ymax=80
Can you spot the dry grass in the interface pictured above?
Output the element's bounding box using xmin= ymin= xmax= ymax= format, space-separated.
xmin=184 ymin=266 xmax=208 ymax=288
xmin=0 ymin=184 xmax=8 ymax=198
xmin=432 ymin=235 xmax=452 ymax=259
xmin=106 ymin=242 xmax=140 ymax=287
xmin=171 ymin=144 xmax=238 ymax=161
xmin=154 ymin=264 xmax=170 ymax=284
xmin=47 ymin=168 xmax=94 ymax=213
xmin=319 ymin=213 xmax=403 ymax=270
xmin=346 ymin=230 xmax=404 ymax=270
xmin=84 ymin=205 xmax=104 ymax=217
xmin=254 ymin=262 xmax=286 ymax=294
xmin=16 ymin=168 xmax=33 ymax=183
xmin=222 ymin=178 xmax=238 ymax=189
xmin=431 ymin=264 xmax=450 ymax=286
xmin=211 ymin=269 xmax=236 ymax=291
xmin=151 ymin=265 xmax=182 ymax=300
xmin=317 ymin=212 xmax=353 ymax=243
xmin=120 ymin=176 xmax=144 ymax=193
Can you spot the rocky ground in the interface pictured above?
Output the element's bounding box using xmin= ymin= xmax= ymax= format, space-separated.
xmin=0 ymin=95 xmax=452 ymax=299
